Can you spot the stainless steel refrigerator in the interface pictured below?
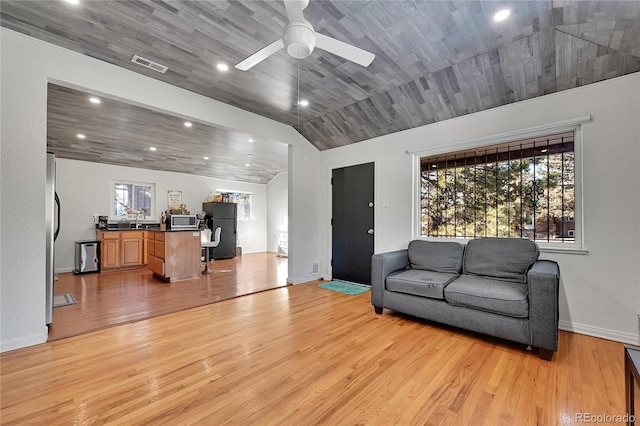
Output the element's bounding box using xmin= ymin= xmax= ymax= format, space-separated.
xmin=202 ymin=201 xmax=237 ymax=259
xmin=46 ymin=152 xmax=60 ymax=326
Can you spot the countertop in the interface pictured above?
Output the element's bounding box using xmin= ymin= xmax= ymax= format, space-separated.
xmin=96 ymin=227 xmax=201 ymax=232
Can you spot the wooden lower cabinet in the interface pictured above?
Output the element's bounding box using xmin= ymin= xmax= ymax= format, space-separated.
xmin=147 ymin=230 xmax=201 ymax=282
xmin=148 ymin=254 xmax=164 ymax=276
xmin=100 ymin=233 xmax=121 ymax=269
xmin=122 ymin=232 xmax=143 ymax=266
xmin=97 ymin=231 xmax=147 ymax=271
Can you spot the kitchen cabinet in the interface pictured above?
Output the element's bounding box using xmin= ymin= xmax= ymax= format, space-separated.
xmin=100 ymin=232 xmax=121 ymax=269
xmin=147 ymin=230 xmax=200 ymax=282
xmin=96 ymin=231 xmax=147 ymax=271
xmin=121 ymin=231 xmax=144 ymax=266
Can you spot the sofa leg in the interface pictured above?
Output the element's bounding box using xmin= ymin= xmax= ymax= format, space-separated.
xmin=373 ymin=306 xmax=383 ymax=314
xmin=538 ymin=348 xmax=554 ymax=361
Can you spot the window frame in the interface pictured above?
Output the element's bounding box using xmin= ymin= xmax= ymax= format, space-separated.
xmin=112 ymin=180 xmax=156 ymax=221
xmin=410 ymin=116 xmax=591 ymax=254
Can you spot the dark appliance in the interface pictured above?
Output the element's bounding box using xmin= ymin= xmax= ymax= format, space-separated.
xmin=46 ymin=152 xmax=61 ymax=326
xmin=202 ymin=201 xmax=237 ymax=259
xmin=74 ymin=240 xmax=100 ymax=273
xmin=97 ymin=215 xmax=108 ymax=230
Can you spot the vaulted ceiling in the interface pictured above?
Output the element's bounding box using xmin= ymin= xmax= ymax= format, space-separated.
xmin=2 ymin=0 xmax=639 ymax=178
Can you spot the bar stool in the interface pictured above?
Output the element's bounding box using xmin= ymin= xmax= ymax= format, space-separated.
xmin=201 ymin=227 xmax=221 ymax=272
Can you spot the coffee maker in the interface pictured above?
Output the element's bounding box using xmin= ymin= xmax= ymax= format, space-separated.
xmin=97 ymin=216 xmax=108 ymax=230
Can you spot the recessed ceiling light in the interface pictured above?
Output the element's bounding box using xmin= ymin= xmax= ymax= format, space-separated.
xmin=245 ymin=163 xmax=251 ymax=167
xmin=77 ymin=134 xmax=86 ymax=139
xmin=63 ymin=0 xmax=79 ymax=5
xmin=248 ymin=138 xmax=254 ymax=143
xmin=89 ymin=97 xmax=101 ymax=104
xmin=216 ymin=63 xmax=229 ymax=72
xmin=203 ymin=156 xmax=209 ymax=160
xmin=184 ymin=121 xmax=192 ymax=128
xmin=150 ymin=147 xmax=157 ymax=151
xmin=298 ymin=100 xmax=309 ymax=107
xmin=493 ymin=9 xmax=511 ymax=22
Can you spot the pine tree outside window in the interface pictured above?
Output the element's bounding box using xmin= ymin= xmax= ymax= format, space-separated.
xmin=419 ymin=131 xmax=575 ymax=244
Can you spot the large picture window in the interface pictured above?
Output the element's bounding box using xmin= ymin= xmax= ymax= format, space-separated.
xmin=113 ymin=181 xmax=154 ymax=219
xmin=420 ymin=131 xmax=575 ymax=244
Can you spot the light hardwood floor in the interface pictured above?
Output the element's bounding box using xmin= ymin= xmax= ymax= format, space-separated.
xmin=1 ymin=280 xmax=626 ymax=425
xmin=48 ymin=252 xmax=288 ymax=340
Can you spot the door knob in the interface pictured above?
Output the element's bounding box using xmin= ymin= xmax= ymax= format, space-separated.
xmin=367 ymin=228 xmax=374 ymax=235
xmin=368 ymin=202 xmax=374 ymax=207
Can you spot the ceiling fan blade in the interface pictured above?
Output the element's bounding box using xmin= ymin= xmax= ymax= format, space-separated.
xmin=235 ymin=39 xmax=285 ymax=71
xmin=315 ymin=33 xmax=375 ymax=67
xmin=283 ymin=0 xmax=305 ymax=22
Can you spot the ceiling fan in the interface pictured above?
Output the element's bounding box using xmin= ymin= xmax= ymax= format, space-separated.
xmin=235 ymin=0 xmax=375 ymax=71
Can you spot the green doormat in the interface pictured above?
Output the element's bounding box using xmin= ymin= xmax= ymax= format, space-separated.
xmin=318 ymin=280 xmax=370 ymax=296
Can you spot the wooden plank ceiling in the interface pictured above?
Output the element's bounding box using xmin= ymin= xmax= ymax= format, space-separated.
xmin=46 ymin=84 xmax=288 ymax=184
xmin=2 ymin=0 xmax=640 ymax=180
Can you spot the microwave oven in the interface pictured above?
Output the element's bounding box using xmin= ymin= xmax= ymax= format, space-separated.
xmin=166 ymin=214 xmax=198 ymax=229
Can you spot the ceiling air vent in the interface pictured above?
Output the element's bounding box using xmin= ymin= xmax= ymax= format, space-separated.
xmin=131 ymin=55 xmax=168 ymax=74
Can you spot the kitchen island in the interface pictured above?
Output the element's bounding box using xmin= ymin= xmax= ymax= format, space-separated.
xmin=147 ymin=229 xmax=201 ymax=282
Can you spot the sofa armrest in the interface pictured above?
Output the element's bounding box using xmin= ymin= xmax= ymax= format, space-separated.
xmin=527 ymin=260 xmax=560 ymax=351
xmin=371 ymin=249 xmax=409 ymax=308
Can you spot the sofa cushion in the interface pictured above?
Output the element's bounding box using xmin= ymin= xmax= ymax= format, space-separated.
xmin=444 ymin=275 xmax=529 ymax=318
xmin=386 ymin=269 xmax=459 ymax=300
xmin=408 ymin=240 xmax=464 ymax=274
xmin=463 ymin=238 xmax=539 ymax=283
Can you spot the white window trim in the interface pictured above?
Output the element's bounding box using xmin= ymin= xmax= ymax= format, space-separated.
xmin=410 ymin=115 xmax=591 ymax=254
xmin=112 ymin=180 xmax=156 ymax=221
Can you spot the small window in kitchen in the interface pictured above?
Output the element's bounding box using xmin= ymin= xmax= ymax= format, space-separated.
xmin=113 ymin=181 xmax=155 ymax=219
xmin=217 ymin=190 xmax=252 ymax=220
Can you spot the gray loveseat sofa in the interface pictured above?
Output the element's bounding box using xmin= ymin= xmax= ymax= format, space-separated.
xmin=371 ymin=238 xmax=560 ymax=360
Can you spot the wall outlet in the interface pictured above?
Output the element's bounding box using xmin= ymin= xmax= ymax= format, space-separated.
xmin=91 ymin=213 xmax=99 ymax=219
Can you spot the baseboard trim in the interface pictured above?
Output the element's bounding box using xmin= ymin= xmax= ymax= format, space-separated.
xmin=287 ymin=276 xmax=319 ymax=285
xmin=1 ymin=330 xmax=48 ymax=353
xmin=559 ymin=320 xmax=638 ymax=345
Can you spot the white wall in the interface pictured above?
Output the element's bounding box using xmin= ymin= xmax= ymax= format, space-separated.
xmin=267 ymin=172 xmax=288 ymax=253
xmin=320 ymin=73 xmax=640 ymax=344
xmin=288 ymin=143 xmax=322 ymax=284
xmin=55 ymin=159 xmax=269 ymax=271
xmin=1 ymin=29 xmax=322 ymax=352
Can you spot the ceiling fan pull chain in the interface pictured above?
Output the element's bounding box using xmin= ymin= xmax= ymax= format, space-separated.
xmin=297 ymin=59 xmax=300 ymax=130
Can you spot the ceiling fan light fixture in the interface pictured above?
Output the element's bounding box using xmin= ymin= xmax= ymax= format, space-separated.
xmin=284 ymin=21 xmax=316 ymax=59
xmin=235 ymin=0 xmax=375 ymax=70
